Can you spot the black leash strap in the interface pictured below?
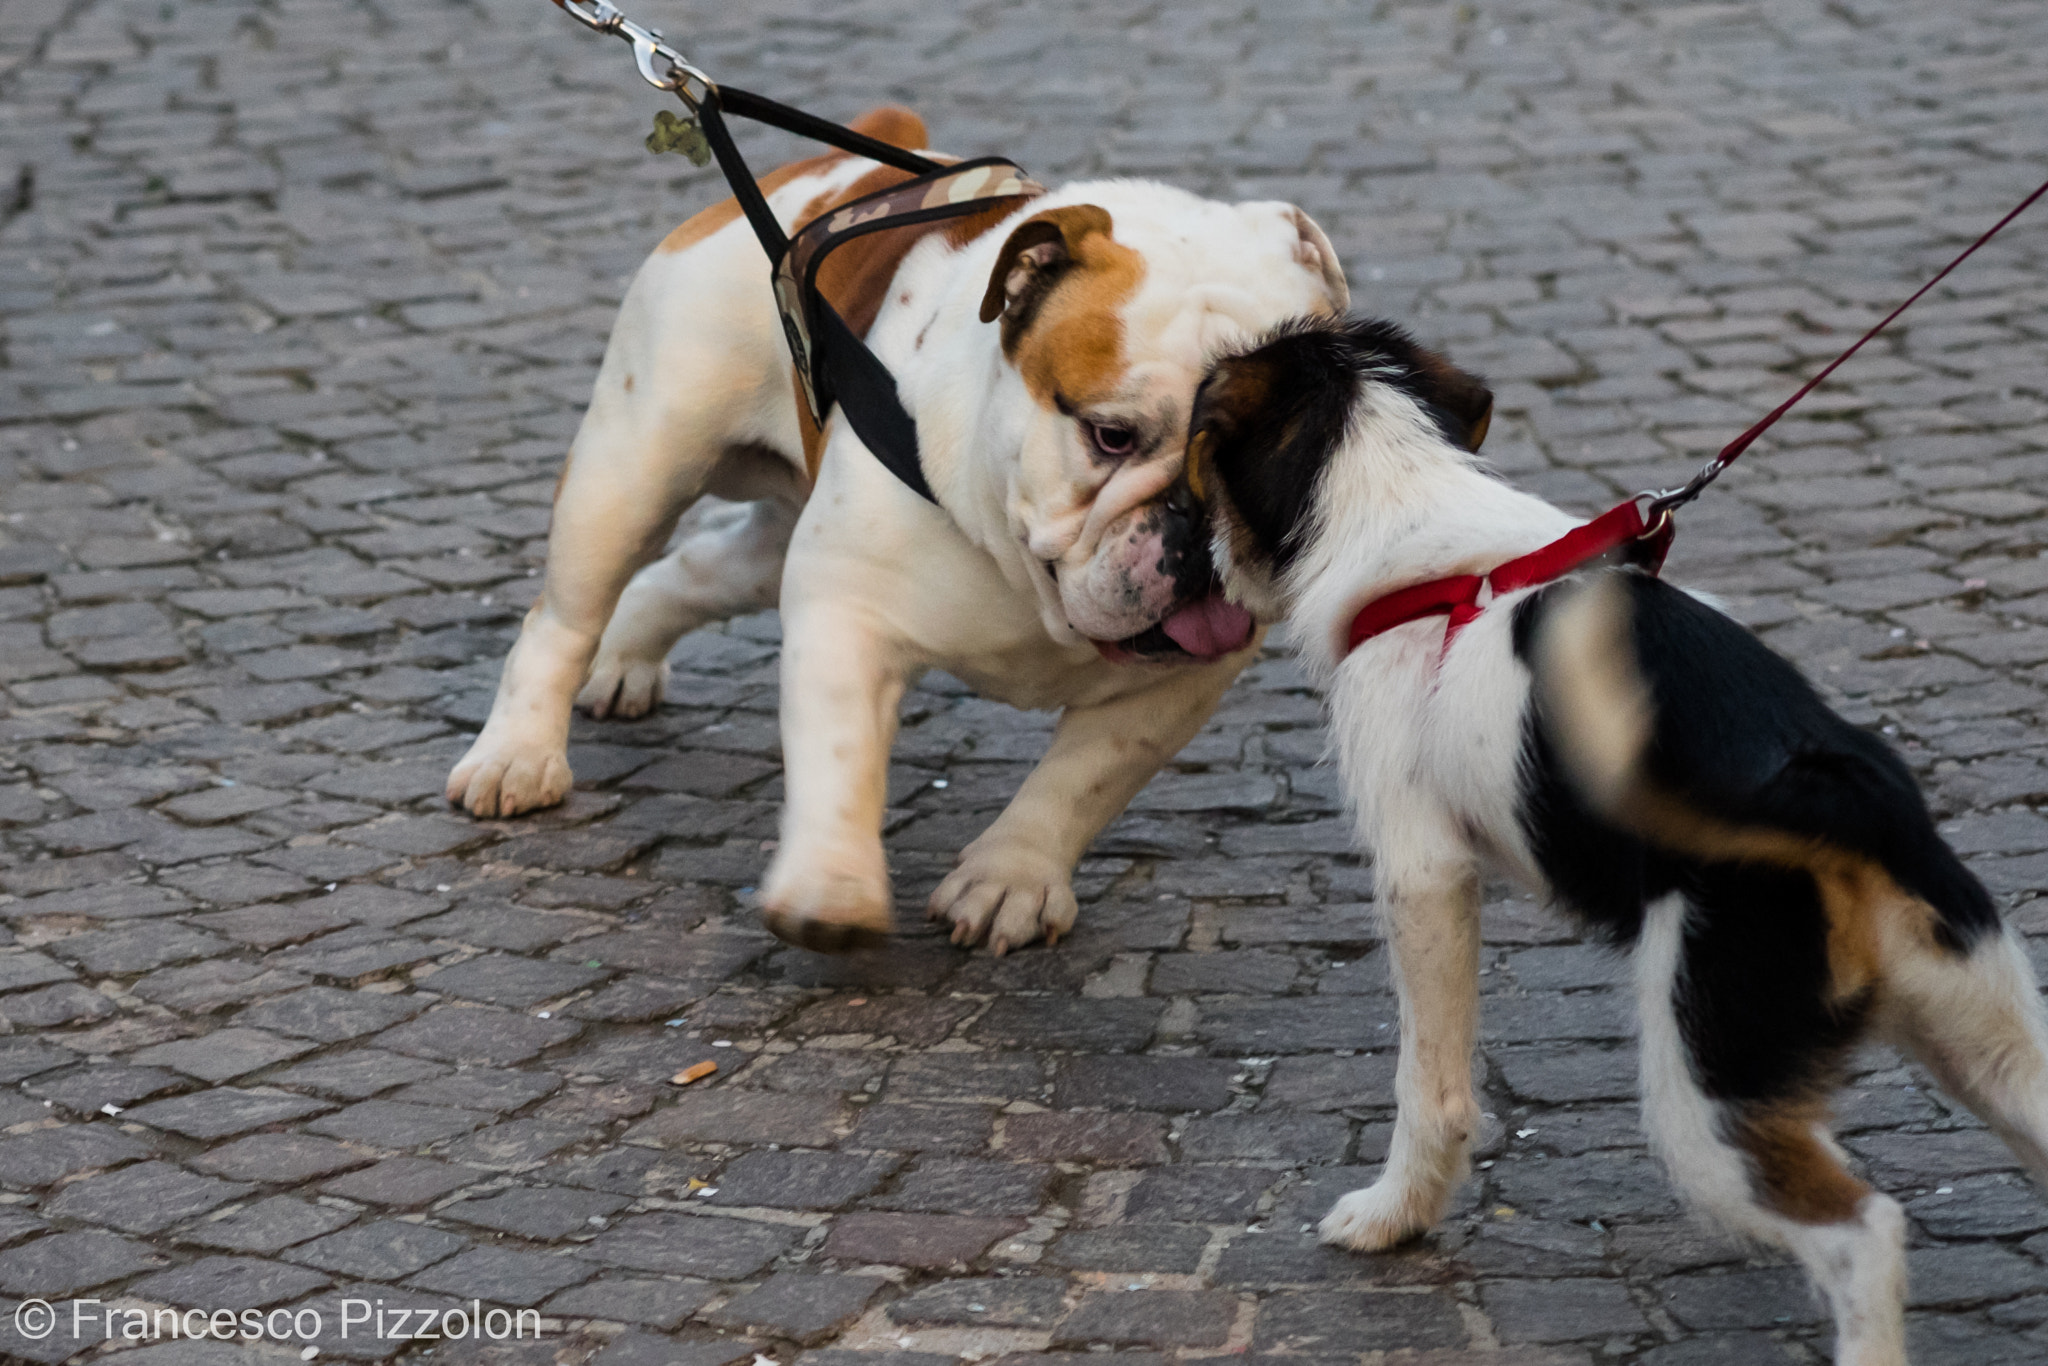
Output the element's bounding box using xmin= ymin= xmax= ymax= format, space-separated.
xmin=550 ymin=0 xmax=1044 ymax=505
xmin=696 ymin=89 xmax=1041 ymax=505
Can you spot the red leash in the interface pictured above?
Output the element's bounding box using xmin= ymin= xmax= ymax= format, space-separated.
xmin=1346 ymin=175 xmax=2048 ymax=660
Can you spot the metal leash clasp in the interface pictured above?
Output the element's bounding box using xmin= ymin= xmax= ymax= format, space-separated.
xmin=551 ymin=0 xmax=713 ymax=107
xmin=1636 ymin=451 xmax=1731 ymax=530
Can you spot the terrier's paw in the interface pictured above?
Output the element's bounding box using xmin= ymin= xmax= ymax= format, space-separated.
xmin=1318 ymin=1178 xmax=1443 ymax=1252
xmin=577 ymin=651 xmax=669 ymax=720
xmin=446 ymin=730 xmax=573 ymax=818
xmin=927 ymin=842 xmax=1078 ymax=955
xmin=761 ymin=849 xmax=893 ymax=954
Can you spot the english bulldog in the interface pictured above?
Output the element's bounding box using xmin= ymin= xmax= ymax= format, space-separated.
xmin=445 ymin=106 xmax=1349 ymax=952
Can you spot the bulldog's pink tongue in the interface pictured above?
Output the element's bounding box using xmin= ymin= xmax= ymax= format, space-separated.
xmin=1161 ymin=595 xmax=1255 ymax=659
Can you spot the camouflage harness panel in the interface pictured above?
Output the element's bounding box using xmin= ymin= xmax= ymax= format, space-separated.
xmin=774 ymin=157 xmax=1044 ymax=432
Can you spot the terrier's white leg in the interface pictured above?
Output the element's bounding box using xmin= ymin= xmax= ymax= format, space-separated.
xmin=1321 ymin=863 xmax=1483 ymax=1250
xmin=1884 ymin=926 xmax=2048 ymax=1185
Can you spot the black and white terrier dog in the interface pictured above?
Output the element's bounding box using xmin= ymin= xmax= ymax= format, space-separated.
xmin=1186 ymin=314 xmax=2048 ymax=1365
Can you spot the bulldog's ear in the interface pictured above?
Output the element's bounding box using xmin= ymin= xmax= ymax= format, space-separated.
xmin=1235 ymin=203 xmax=1349 ymax=313
xmin=1285 ymin=206 xmax=1349 ymax=313
xmin=978 ymin=204 xmax=1115 ymax=327
xmin=1410 ymin=346 xmax=1493 ymax=452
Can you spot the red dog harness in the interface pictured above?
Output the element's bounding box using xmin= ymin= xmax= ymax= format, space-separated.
xmin=1346 ymin=499 xmax=1672 ymax=654
xmin=1345 ymin=174 xmax=2048 ymax=660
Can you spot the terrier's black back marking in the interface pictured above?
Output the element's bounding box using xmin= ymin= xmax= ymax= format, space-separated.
xmin=1513 ymin=572 xmax=1997 ymax=1102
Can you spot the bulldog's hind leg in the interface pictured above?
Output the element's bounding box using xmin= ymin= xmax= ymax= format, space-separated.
xmin=580 ymin=494 xmax=801 ymax=720
xmin=930 ymin=657 xmax=1245 ymax=954
xmin=446 ymin=420 xmax=695 ymax=816
xmin=448 ymin=346 xmax=785 ymax=815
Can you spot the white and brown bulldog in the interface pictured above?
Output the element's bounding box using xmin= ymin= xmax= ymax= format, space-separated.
xmin=446 ymin=106 xmax=1348 ymax=952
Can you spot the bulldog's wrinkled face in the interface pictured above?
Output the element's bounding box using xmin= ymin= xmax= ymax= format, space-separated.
xmin=978 ymin=187 xmax=1350 ymax=663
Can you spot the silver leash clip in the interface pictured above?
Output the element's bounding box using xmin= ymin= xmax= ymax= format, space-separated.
xmin=1637 ymin=454 xmax=1730 ymax=525
xmin=552 ymin=0 xmax=714 ymax=107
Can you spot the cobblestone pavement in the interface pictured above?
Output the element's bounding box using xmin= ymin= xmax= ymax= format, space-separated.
xmin=1 ymin=0 xmax=2047 ymax=1362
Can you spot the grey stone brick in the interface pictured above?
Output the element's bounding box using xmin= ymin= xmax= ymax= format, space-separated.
xmin=234 ymin=985 xmax=431 ymax=1042
xmin=26 ymin=1064 xmax=189 ymax=1116
xmin=405 ymin=1244 xmax=595 ymax=1305
xmin=583 ymin=1211 xmax=796 ymax=1278
xmin=629 ymin=1090 xmax=846 ymax=1148
xmin=545 ymin=1275 xmax=718 ymax=1328
xmin=1053 ymin=1055 xmax=1239 ymax=1112
xmin=268 ymin=1049 xmax=450 ymax=1099
xmin=125 ymin=1088 xmax=335 ymax=1140
xmin=1002 ymin=1111 xmax=1170 ymax=1166
xmin=372 ymin=1005 xmax=581 ymax=1065
xmin=0 ymin=1124 xmax=153 ymax=1189
xmin=1481 ymin=1277 xmax=1653 ymax=1344
xmin=190 ymin=1133 xmax=372 ymax=1184
xmin=288 ymin=1218 xmax=469 ymax=1280
xmin=304 ymin=1098 xmax=493 ymax=1149
xmin=704 ymin=1272 xmax=889 ymax=1344
xmin=441 ymin=1184 xmax=630 ymax=1239
xmin=0 ymin=1230 xmax=164 ymax=1297
xmin=130 ymin=1027 xmax=317 ymax=1081
xmin=1053 ymin=1290 xmax=1237 ymax=1348
xmin=438 ymin=1118 xmax=588 ymax=1168
xmin=418 ymin=953 xmax=609 ymax=1008
xmin=128 ymin=1254 xmax=332 ymax=1310
xmin=1046 ymin=1225 xmax=1209 ymax=1274
xmin=867 ymin=1158 xmax=1052 ymax=1216
xmin=182 ymin=1196 xmax=359 ymax=1254
xmin=708 ymin=1149 xmax=904 ymax=1211
xmin=1252 ymin=1289 xmax=1468 ymax=1353
xmin=822 ymin=1213 xmax=1023 ymax=1271
xmin=44 ymin=1161 xmax=253 ymax=1234
xmin=320 ymin=1156 xmax=478 ymax=1209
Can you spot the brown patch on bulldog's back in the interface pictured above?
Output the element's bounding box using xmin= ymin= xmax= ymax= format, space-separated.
xmin=800 ymin=163 xmax=1023 ymax=339
xmin=995 ymin=206 xmax=1145 ymax=410
xmin=655 ymin=105 xmax=930 ymax=255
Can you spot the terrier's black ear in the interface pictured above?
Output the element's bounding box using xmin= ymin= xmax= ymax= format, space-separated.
xmin=1410 ymin=347 xmax=1493 ymax=452
xmin=1188 ymin=319 xmax=1363 ymax=572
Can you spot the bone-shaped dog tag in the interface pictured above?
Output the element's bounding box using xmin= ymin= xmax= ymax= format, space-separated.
xmin=646 ymin=109 xmax=712 ymax=166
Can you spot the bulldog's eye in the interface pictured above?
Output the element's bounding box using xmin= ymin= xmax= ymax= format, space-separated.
xmin=1086 ymin=422 xmax=1138 ymax=458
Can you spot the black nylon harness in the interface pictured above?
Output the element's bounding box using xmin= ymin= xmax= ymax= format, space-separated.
xmin=692 ymin=88 xmax=1042 ymax=504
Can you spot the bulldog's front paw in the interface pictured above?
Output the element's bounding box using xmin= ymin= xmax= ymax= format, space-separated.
xmin=761 ymin=846 xmax=893 ymax=953
xmin=577 ymin=649 xmax=669 ymax=720
xmin=446 ymin=727 xmax=573 ymax=818
xmin=928 ymin=841 xmax=1079 ymax=955
xmin=1318 ymin=1178 xmax=1443 ymax=1252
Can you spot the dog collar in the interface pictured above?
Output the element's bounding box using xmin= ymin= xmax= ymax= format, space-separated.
xmin=1343 ymin=497 xmax=1675 ymax=658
